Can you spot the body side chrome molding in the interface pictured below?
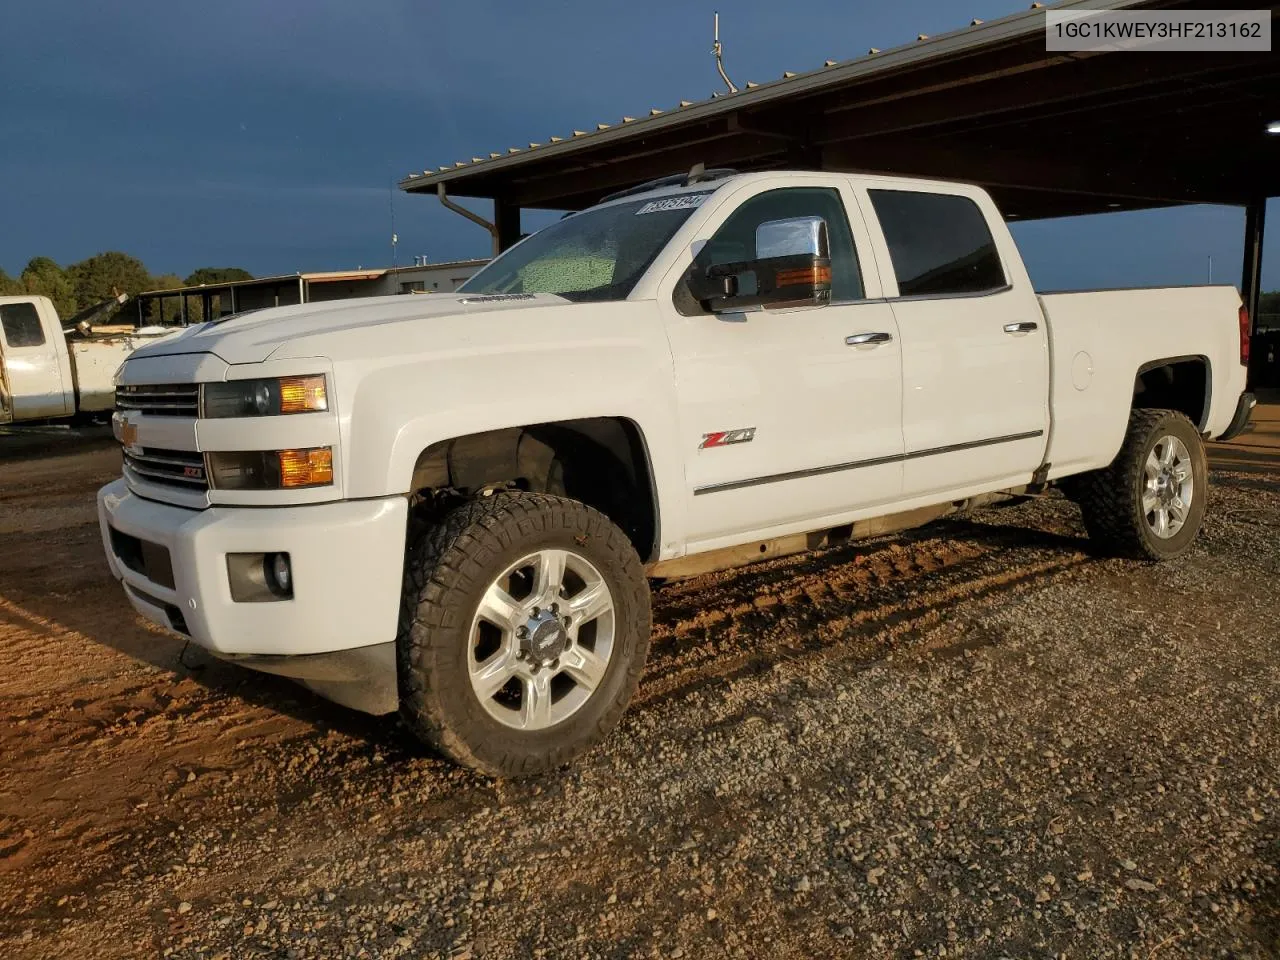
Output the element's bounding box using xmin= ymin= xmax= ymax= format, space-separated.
xmin=692 ymin=429 xmax=1045 ymax=495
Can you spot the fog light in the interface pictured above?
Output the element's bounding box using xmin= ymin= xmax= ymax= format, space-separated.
xmin=227 ymin=552 xmax=293 ymax=602
xmin=269 ymin=552 xmax=292 ymax=594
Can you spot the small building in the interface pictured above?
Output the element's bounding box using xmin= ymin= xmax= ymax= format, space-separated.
xmin=134 ymin=259 xmax=488 ymax=325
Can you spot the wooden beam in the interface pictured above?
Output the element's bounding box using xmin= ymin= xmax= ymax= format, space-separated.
xmin=816 ymin=55 xmax=1270 ymax=145
xmin=822 ymin=139 xmax=1250 ymax=207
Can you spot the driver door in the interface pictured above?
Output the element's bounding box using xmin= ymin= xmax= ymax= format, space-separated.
xmin=0 ymin=300 xmax=70 ymax=421
xmin=658 ymin=181 xmax=904 ymax=549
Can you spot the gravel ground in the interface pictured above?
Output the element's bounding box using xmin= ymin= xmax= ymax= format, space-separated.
xmin=1 ymin=430 xmax=1278 ymax=959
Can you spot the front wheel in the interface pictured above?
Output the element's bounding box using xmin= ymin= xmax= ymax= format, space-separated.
xmin=1073 ymin=408 xmax=1208 ymax=561
xmin=396 ymin=492 xmax=651 ymax=776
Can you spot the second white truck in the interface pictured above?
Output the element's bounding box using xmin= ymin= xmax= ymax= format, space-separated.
xmin=1 ymin=294 xmax=168 ymax=425
xmin=97 ymin=169 xmax=1255 ymax=775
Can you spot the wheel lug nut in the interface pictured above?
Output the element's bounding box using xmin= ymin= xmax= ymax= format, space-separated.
xmin=517 ymin=626 xmax=528 ymax=639
xmin=531 ymin=606 xmax=540 ymax=617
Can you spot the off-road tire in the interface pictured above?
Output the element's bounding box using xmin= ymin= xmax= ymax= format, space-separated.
xmin=1073 ymin=408 xmax=1207 ymax=561
xmin=396 ymin=492 xmax=651 ymax=776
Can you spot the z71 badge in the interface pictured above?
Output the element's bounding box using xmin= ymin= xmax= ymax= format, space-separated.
xmin=700 ymin=427 xmax=756 ymax=449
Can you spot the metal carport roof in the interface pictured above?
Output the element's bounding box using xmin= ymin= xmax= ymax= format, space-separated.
xmin=399 ymin=0 xmax=1279 ymax=220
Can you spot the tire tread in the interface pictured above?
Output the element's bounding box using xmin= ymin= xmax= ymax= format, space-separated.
xmin=1073 ymin=408 xmax=1204 ymax=561
xmin=396 ymin=493 xmax=650 ymax=776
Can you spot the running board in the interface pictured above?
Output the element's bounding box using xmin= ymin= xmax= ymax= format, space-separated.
xmin=645 ymin=505 xmax=953 ymax=580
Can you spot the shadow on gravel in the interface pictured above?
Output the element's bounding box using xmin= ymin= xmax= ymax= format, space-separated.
xmin=655 ymin=509 xmax=1093 ymax=612
xmin=929 ymin=512 xmax=1093 ymax=552
xmin=0 ymin=424 xmax=116 ymax=462
xmin=1214 ymin=472 xmax=1280 ymax=496
xmin=633 ymin=510 xmax=1098 ymax=713
xmin=1210 ymin=447 xmax=1280 ymax=476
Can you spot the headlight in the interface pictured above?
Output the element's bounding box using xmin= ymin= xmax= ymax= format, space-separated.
xmin=207 ymin=447 xmax=334 ymax=490
xmin=201 ymin=375 xmax=327 ymax=418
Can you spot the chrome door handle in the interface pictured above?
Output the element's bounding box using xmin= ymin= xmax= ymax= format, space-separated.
xmin=1003 ymin=321 xmax=1038 ymax=334
xmin=845 ymin=331 xmax=893 ymax=346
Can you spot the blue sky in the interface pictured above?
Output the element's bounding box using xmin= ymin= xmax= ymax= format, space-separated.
xmin=1 ymin=0 xmax=1275 ymax=291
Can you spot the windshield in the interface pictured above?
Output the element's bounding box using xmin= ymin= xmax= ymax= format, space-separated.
xmin=458 ymin=192 xmax=714 ymax=302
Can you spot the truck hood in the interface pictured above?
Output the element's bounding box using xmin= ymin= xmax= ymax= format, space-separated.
xmin=125 ymin=293 xmax=571 ymax=366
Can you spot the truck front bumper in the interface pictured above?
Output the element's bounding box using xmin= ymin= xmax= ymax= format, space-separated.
xmin=97 ymin=479 xmax=408 ymax=713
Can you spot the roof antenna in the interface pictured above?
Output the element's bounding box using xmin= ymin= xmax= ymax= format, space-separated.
xmin=388 ymin=171 xmax=399 ymax=270
xmin=713 ymin=12 xmax=738 ymax=94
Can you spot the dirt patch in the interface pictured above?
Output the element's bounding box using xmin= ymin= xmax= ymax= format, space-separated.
xmin=1 ymin=432 xmax=1277 ymax=959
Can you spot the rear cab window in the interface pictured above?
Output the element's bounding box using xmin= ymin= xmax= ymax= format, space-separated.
xmin=0 ymin=302 xmax=47 ymax=347
xmin=867 ymin=190 xmax=1006 ymax=297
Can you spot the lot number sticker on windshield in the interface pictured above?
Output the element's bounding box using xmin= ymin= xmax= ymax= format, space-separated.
xmin=635 ymin=194 xmax=711 ymax=215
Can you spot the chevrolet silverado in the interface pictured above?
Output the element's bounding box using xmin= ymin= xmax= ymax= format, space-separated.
xmin=97 ymin=169 xmax=1256 ymax=775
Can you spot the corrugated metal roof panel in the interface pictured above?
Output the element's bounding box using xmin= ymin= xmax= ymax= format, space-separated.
xmin=398 ymin=0 xmax=1154 ymax=194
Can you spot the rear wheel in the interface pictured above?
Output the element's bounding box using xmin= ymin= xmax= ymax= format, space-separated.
xmin=397 ymin=492 xmax=651 ymax=776
xmin=1073 ymin=408 xmax=1207 ymax=560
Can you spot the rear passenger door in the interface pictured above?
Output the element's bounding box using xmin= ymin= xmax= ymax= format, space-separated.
xmin=857 ymin=186 xmax=1049 ymax=498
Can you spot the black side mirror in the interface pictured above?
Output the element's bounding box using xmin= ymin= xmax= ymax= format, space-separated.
xmin=687 ymin=215 xmax=832 ymax=313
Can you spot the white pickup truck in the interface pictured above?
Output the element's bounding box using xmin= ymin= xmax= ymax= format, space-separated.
xmin=97 ymin=170 xmax=1255 ymax=775
xmin=1 ymin=294 xmax=168 ymax=424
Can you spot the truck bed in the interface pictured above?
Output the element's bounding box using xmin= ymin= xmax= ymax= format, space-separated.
xmin=1038 ymin=284 xmax=1247 ymax=480
xmin=69 ymin=330 xmax=171 ymax=413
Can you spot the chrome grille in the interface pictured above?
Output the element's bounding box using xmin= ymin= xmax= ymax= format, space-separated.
xmin=115 ymin=383 xmax=199 ymax=417
xmin=122 ymin=447 xmax=208 ymax=491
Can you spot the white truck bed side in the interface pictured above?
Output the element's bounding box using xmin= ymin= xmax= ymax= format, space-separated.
xmin=1039 ymin=285 xmax=1247 ymax=480
xmin=69 ymin=337 xmax=143 ymax=412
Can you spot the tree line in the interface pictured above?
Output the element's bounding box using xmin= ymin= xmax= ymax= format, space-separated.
xmin=0 ymin=253 xmax=253 ymax=324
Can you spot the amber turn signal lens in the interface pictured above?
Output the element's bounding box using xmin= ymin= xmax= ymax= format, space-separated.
xmin=278 ymin=375 xmax=328 ymax=414
xmin=278 ymin=447 xmax=334 ymax=488
xmin=774 ymin=264 xmax=833 ymax=287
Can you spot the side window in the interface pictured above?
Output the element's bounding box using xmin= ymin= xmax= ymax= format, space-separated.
xmin=0 ymin=302 xmax=46 ymax=348
xmin=702 ymin=187 xmax=864 ymax=301
xmin=868 ymin=190 xmax=1006 ymax=297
